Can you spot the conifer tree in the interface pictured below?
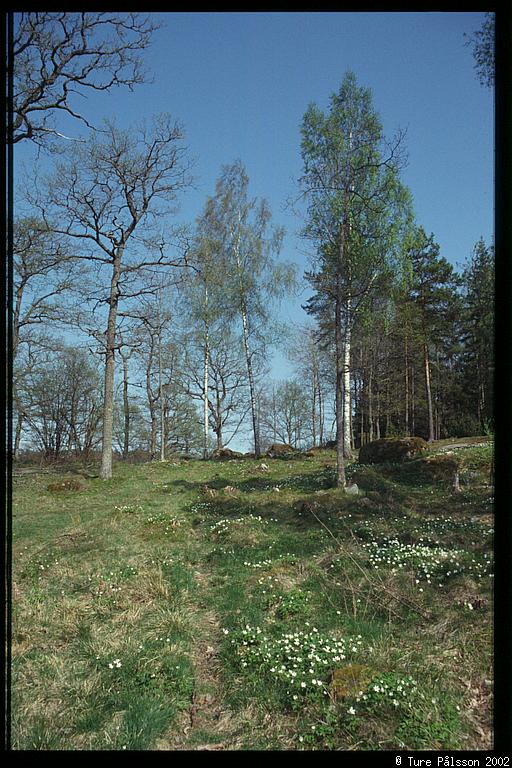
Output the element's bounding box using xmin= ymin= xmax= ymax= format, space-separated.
xmin=461 ymin=239 xmax=494 ymax=429
xmin=406 ymin=227 xmax=461 ymax=442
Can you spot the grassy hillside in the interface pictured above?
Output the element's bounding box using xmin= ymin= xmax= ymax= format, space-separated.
xmin=11 ymin=441 xmax=493 ymax=750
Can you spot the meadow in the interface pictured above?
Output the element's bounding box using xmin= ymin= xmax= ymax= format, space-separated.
xmin=11 ymin=440 xmax=493 ymax=750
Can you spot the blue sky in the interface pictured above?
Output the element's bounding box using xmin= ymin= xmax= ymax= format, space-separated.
xmin=15 ymin=11 xmax=494 ymax=447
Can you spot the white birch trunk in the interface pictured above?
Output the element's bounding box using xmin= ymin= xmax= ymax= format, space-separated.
xmin=233 ymin=213 xmax=260 ymax=458
xmin=342 ymin=304 xmax=352 ymax=458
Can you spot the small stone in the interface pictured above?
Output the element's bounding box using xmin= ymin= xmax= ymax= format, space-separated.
xmin=345 ymin=483 xmax=359 ymax=495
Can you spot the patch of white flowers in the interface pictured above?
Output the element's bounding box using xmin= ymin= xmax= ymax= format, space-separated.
xmin=114 ymin=504 xmax=144 ymax=514
xmin=89 ymin=565 xmax=138 ymax=598
xmin=209 ymin=514 xmax=272 ymax=535
xmin=257 ymin=574 xmax=281 ymax=593
xmin=229 ymin=623 xmax=368 ymax=703
xmin=360 ymin=536 xmax=493 ymax=586
xmin=355 ymin=673 xmax=419 ymax=711
xmin=145 ymin=513 xmax=183 ymax=534
xmin=243 ymin=558 xmax=273 ymax=569
xmin=189 ymin=501 xmax=214 ymax=515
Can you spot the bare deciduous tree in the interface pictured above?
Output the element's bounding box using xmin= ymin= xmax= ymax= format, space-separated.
xmin=33 ymin=115 xmax=192 ymax=478
xmin=180 ymin=329 xmax=250 ymax=452
xmin=13 ymin=217 xmax=75 ymax=358
xmin=10 ymin=12 xmax=159 ymax=146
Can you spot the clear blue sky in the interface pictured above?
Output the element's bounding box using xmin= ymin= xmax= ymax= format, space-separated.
xmin=15 ymin=12 xmax=494 ymax=445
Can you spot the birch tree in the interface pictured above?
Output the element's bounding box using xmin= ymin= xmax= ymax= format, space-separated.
xmin=298 ymin=71 xmax=411 ymax=486
xmin=464 ymin=12 xmax=495 ymax=88
xmin=207 ymin=161 xmax=295 ymax=458
xmin=182 ymin=200 xmax=232 ymax=458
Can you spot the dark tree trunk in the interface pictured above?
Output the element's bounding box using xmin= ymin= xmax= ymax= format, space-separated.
xmin=424 ymin=342 xmax=435 ymax=443
xmin=368 ymin=364 xmax=374 ymax=442
xmin=14 ymin=412 xmax=23 ymax=458
xmin=100 ymin=251 xmax=122 ymax=479
xmin=411 ymin=364 xmax=416 ymax=435
xmin=404 ymin=335 xmax=409 ymax=436
xmin=335 ymin=290 xmax=346 ymax=487
xmin=122 ymin=355 xmax=130 ymax=460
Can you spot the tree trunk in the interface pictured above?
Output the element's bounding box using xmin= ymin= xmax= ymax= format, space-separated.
xmin=434 ymin=348 xmax=441 ymax=441
xmin=100 ymin=253 xmax=122 ymax=480
xmin=411 ymin=364 xmax=416 ymax=435
xmin=424 ymin=342 xmax=435 ymax=443
xmin=342 ymin=304 xmax=352 ymax=458
xmin=375 ymin=387 xmax=381 ymax=440
xmin=359 ymin=349 xmax=365 ymax=447
xmin=476 ymin=358 xmax=482 ymax=426
xmin=368 ymin=364 xmax=374 ymax=442
xmin=146 ymin=351 xmax=157 ymax=461
xmin=215 ymin=421 xmax=223 ymax=451
xmin=243 ymin=317 xmax=260 ymax=457
xmin=14 ymin=412 xmax=23 ymax=458
xmin=312 ymin=370 xmax=317 ymax=448
xmin=404 ymin=335 xmax=409 ymax=436
xmin=13 ymin=282 xmax=25 ymax=361
xmin=149 ymin=411 xmax=157 ymax=459
xmin=122 ymin=355 xmax=130 ymax=460
xmin=67 ymin=397 xmax=76 ymax=453
xmin=360 ymin=408 xmax=365 ymax=447
xmin=203 ymin=285 xmax=209 ymax=460
xmin=234 ymin=219 xmax=260 ymax=458
xmin=318 ymin=378 xmax=324 ymax=445
xmin=214 ymin=384 xmax=223 ymax=451
xmin=335 ymin=291 xmax=346 ymax=487
xmin=349 ymin=395 xmax=355 ymax=451
xmin=158 ymin=323 xmax=165 ymax=462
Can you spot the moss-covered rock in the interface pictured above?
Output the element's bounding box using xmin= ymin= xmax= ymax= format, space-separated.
xmin=47 ymin=479 xmax=84 ymax=492
xmin=358 ymin=437 xmax=428 ymax=464
xmin=351 ymin=467 xmax=395 ymax=495
xmin=265 ymin=443 xmax=297 ymax=458
xmin=406 ymin=453 xmax=461 ymax=486
xmin=330 ymin=664 xmax=374 ymax=700
xmin=211 ymin=447 xmax=243 ymax=460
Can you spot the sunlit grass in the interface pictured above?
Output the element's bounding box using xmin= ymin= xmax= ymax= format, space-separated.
xmin=12 ymin=447 xmax=493 ymax=750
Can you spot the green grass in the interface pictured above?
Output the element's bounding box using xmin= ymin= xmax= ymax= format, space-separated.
xmin=11 ymin=448 xmax=493 ymax=750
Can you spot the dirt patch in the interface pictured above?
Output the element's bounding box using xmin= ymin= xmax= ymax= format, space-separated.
xmin=160 ymin=551 xmax=239 ymax=751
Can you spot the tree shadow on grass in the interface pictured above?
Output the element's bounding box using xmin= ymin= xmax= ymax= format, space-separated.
xmin=169 ymin=467 xmax=336 ymax=496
